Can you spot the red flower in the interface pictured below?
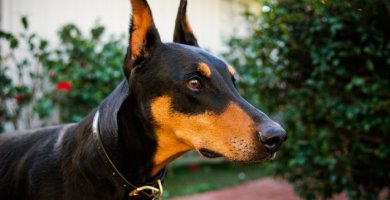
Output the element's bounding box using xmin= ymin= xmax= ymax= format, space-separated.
xmin=56 ymin=81 xmax=72 ymax=92
xmin=187 ymin=164 xmax=198 ymax=172
xmin=50 ymin=71 xmax=57 ymax=78
xmin=14 ymin=94 xmax=25 ymax=104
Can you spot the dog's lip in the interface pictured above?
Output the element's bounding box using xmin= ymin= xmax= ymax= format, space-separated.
xmin=198 ymin=148 xmax=278 ymax=161
xmin=199 ymin=148 xmax=223 ymax=158
xmin=236 ymin=152 xmax=278 ymax=163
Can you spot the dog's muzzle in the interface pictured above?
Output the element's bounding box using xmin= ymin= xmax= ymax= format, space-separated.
xmin=258 ymin=123 xmax=287 ymax=153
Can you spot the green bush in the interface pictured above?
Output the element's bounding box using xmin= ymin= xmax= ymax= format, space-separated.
xmin=1 ymin=17 xmax=126 ymax=131
xmin=225 ymin=0 xmax=390 ymax=199
xmin=41 ymin=24 xmax=125 ymax=122
xmin=0 ymin=16 xmax=45 ymax=131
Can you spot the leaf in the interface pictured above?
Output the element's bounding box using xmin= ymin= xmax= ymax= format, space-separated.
xmin=0 ymin=31 xmax=19 ymax=49
xmin=39 ymin=39 xmax=49 ymax=50
xmin=10 ymin=37 xmax=19 ymax=49
xmin=91 ymin=25 xmax=105 ymax=40
xmin=0 ymin=31 xmax=11 ymax=39
xmin=21 ymin=16 xmax=29 ymax=30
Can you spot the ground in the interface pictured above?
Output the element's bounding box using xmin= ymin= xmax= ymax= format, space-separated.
xmin=173 ymin=178 xmax=348 ymax=200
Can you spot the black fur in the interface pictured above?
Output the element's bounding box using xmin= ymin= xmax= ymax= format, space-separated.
xmin=173 ymin=0 xmax=199 ymax=46
xmin=0 ymin=0 xmax=286 ymax=199
xmin=0 ymin=40 xmax=273 ymax=199
xmin=0 ymin=81 xmax=157 ymax=200
xmin=0 ymin=40 xmax=275 ymax=199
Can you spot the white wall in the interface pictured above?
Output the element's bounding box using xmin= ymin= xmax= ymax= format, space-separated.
xmin=1 ymin=0 xmax=259 ymax=54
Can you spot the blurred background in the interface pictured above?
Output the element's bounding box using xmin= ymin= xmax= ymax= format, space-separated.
xmin=1 ymin=0 xmax=389 ymax=199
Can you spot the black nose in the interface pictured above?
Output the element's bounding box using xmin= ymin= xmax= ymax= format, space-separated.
xmin=259 ymin=123 xmax=287 ymax=153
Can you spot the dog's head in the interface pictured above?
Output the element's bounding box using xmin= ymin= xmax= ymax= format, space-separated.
xmin=124 ymin=0 xmax=286 ymax=171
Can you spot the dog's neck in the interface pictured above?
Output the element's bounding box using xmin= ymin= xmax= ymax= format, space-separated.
xmin=118 ymin=88 xmax=191 ymax=177
xmin=117 ymin=99 xmax=190 ymax=177
xmin=96 ymin=80 xmax=188 ymax=183
xmin=151 ymin=127 xmax=191 ymax=175
xmin=94 ymin=80 xmax=154 ymax=185
xmin=116 ymin=96 xmax=157 ymax=182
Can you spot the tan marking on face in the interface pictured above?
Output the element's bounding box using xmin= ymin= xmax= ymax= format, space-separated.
xmin=150 ymin=96 xmax=266 ymax=175
xmin=227 ymin=65 xmax=236 ymax=76
xmin=130 ymin=0 xmax=154 ymax=60
xmin=198 ymin=63 xmax=212 ymax=77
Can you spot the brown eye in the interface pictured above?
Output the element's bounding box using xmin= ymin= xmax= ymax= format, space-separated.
xmin=187 ymin=78 xmax=202 ymax=91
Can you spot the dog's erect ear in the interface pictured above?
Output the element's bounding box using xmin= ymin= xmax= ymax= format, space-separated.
xmin=173 ymin=0 xmax=199 ymax=46
xmin=124 ymin=0 xmax=161 ymax=77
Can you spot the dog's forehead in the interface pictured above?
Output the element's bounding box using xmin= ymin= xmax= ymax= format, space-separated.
xmin=162 ymin=43 xmax=228 ymax=72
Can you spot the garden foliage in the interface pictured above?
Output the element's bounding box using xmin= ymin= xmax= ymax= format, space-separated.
xmin=0 ymin=16 xmax=45 ymax=131
xmin=41 ymin=24 xmax=125 ymax=122
xmin=0 ymin=18 xmax=125 ymax=130
xmin=225 ymin=0 xmax=390 ymax=199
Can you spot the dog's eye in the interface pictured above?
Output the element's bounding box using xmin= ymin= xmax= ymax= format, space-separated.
xmin=187 ymin=78 xmax=202 ymax=91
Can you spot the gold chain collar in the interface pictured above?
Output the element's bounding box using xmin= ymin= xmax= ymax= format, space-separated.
xmin=129 ymin=179 xmax=163 ymax=199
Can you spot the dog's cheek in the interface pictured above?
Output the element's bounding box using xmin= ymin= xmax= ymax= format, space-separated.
xmin=178 ymin=103 xmax=260 ymax=158
xmin=150 ymin=96 xmax=212 ymax=148
xmin=150 ymin=96 xmax=264 ymax=160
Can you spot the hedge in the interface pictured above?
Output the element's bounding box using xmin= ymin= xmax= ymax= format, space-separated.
xmin=224 ymin=0 xmax=390 ymax=199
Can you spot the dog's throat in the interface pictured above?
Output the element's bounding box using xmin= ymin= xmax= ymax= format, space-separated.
xmin=151 ymin=128 xmax=192 ymax=176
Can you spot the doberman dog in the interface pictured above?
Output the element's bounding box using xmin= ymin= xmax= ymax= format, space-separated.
xmin=0 ymin=0 xmax=287 ymax=199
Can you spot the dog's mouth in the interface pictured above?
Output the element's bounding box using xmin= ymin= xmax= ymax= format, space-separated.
xmin=198 ymin=147 xmax=279 ymax=162
xmin=199 ymin=148 xmax=223 ymax=158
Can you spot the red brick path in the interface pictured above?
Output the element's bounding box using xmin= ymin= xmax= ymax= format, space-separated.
xmin=173 ymin=178 xmax=348 ymax=200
